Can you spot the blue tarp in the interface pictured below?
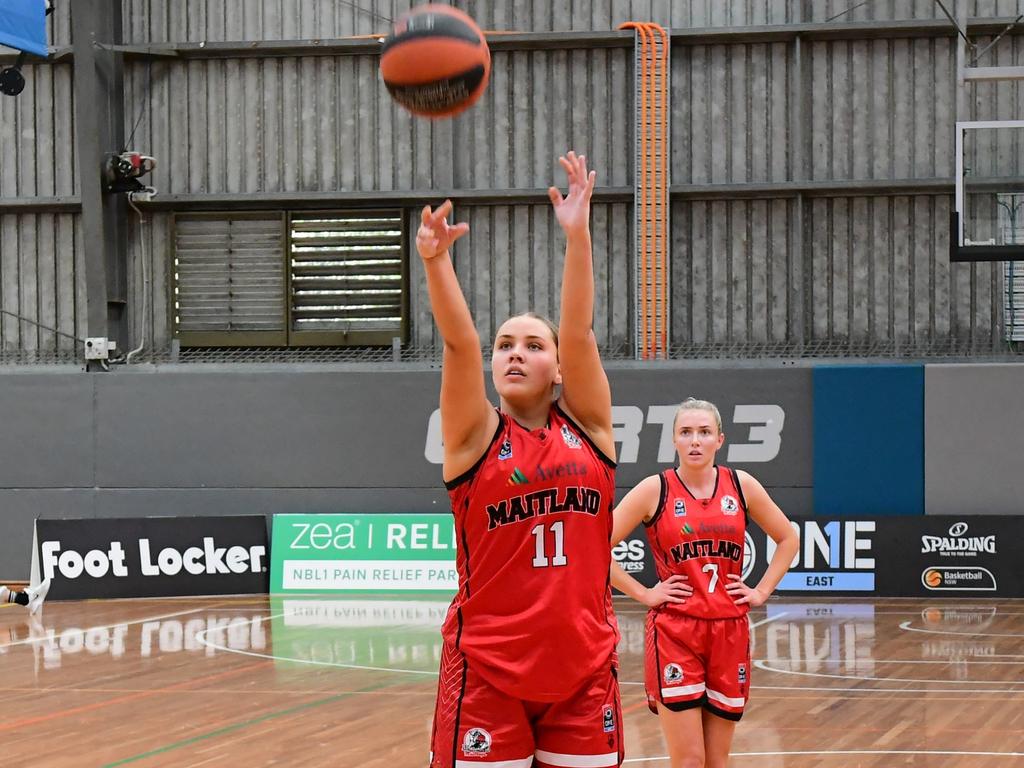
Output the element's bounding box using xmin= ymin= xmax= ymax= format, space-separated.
xmin=0 ymin=0 xmax=49 ymax=58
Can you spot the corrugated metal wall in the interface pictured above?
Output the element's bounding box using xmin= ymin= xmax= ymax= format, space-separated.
xmin=408 ymin=202 xmax=633 ymax=350
xmin=0 ymin=55 xmax=79 ymax=356
xmin=807 ymin=37 xmax=957 ymax=181
xmin=0 ymin=213 xmax=83 ymax=352
xmin=4 ymin=4 xmax=1024 ymax=360
xmin=672 ymin=198 xmax=795 ymax=345
xmin=118 ymin=1 xmax=1024 ymax=40
xmin=125 ymin=47 xmax=632 ymax=195
xmin=0 ymin=63 xmax=76 ymax=197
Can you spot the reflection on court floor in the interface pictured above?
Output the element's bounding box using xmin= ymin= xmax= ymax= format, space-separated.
xmin=1 ymin=596 xmax=1022 ymax=767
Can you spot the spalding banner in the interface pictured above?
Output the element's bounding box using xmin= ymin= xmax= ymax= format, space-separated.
xmin=31 ymin=516 xmax=269 ymax=599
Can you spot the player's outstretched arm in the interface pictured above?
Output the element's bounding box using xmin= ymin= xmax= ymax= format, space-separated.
xmin=724 ymin=471 xmax=799 ymax=607
xmin=417 ymin=201 xmax=499 ymax=480
xmin=550 ymin=151 xmax=614 ymax=460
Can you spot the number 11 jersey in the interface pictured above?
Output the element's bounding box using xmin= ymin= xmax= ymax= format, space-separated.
xmin=442 ymin=404 xmax=619 ymax=702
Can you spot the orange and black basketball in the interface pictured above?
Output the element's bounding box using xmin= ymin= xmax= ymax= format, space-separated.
xmin=380 ymin=4 xmax=491 ymax=118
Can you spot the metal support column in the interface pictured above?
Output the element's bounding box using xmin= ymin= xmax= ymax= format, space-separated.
xmin=72 ymin=0 xmax=128 ymax=367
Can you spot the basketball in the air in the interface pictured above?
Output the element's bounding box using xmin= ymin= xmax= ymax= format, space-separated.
xmin=380 ymin=4 xmax=491 ymax=118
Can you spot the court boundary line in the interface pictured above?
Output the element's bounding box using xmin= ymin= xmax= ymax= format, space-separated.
xmin=622 ymin=749 xmax=1024 ymax=763
xmin=899 ymin=620 xmax=1024 ymax=637
xmin=759 ymin=657 xmax=1024 ymax=664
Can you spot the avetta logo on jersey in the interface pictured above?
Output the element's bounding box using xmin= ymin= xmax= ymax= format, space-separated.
xmin=773 ymin=520 xmax=876 ymax=591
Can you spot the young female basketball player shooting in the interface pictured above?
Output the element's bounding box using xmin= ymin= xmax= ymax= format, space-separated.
xmin=419 ymin=151 xmax=622 ymax=768
xmin=611 ymin=398 xmax=799 ymax=768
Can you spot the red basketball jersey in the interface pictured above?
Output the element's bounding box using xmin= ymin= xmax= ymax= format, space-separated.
xmin=442 ymin=403 xmax=619 ymax=702
xmin=644 ymin=466 xmax=749 ymax=619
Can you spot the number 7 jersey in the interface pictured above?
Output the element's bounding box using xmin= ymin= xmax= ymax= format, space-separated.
xmin=442 ymin=404 xmax=619 ymax=702
xmin=645 ymin=466 xmax=750 ymax=619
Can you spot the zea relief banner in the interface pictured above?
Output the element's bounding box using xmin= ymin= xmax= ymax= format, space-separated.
xmin=270 ymin=513 xmax=458 ymax=593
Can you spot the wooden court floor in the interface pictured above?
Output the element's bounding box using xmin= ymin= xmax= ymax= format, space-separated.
xmin=1 ymin=595 xmax=1022 ymax=767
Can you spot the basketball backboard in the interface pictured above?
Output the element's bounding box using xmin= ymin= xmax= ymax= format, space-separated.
xmin=952 ymin=120 xmax=1024 ymax=262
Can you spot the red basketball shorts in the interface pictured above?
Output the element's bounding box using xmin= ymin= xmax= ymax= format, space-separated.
xmin=430 ymin=638 xmax=623 ymax=768
xmin=644 ymin=612 xmax=750 ymax=721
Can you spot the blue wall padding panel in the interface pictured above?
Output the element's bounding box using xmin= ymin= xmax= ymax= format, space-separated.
xmin=0 ymin=0 xmax=48 ymax=58
xmin=813 ymin=365 xmax=924 ymax=516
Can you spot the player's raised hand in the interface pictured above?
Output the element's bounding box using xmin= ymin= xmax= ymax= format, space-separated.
xmin=548 ymin=150 xmax=597 ymax=237
xmin=416 ymin=199 xmax=470 ymax=261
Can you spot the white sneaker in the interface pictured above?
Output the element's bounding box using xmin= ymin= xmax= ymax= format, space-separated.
xmin=25 ymin=578 xmax=50 ymax=616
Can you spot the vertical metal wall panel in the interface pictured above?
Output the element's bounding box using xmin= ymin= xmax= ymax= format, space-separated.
xmin=472 ymin=1 xmax=797 ymax=29
xmin=125 ymin=212 xmax=170 ymax=355
xmin=809 ymin=37 xmax=955 ymax=182
xmin=122 ymin=0 xmax=415 ymax=43
xmin=128 ymin=55 xmax=446 ymax=195
xmin=118 ymin=1 xmax=1024 ymax=42
xmin=672 ymin=198 xmax=794 ymax=347
xmin=807 ymin=1 xmax=1023 ymax=22
xmin=673 ymin=42 xmax=790 ymax=184
xmin=45 ymin=1 xmax=73 ymax=47
xmin=453 ymin=48 xmax=631 ymax=190
xmin=0 ymin=63 xmax=76 ymax=198
xmin=0 ymin=213 xmax=81 ymax=353
xmin=408 ymin=203 xmax=631 ymax=351
xmin=805 ymin=195 xmax=1002 ymax=345
xmin=968 ymin=34 xmax=1024 ymax=124
xmin=129 ymin=48 xmax=630 ymax=197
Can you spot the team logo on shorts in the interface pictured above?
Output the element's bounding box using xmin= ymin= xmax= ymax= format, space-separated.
xmin=721 ymin=495 xmax=739 ymax=515
xmin=738 ymin=664 xmax=747 ymax=684
xmin=663 ymin=663 xmax=684 ymax=684
xmin=498 ymin=440 xmax=513 ymax=460
xmin=602 ymin=704 xmax=616 ymax=733
xmin=462 ymin=728 xmax=492 ymax=757
xmin=673 ymin=499 xmax=686 ymax=517
xmin=561 ymin=424 xmax=583 ymax=449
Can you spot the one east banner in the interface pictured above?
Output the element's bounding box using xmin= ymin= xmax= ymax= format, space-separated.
xmin=743 ymin=515 xmax=1024 ymax=598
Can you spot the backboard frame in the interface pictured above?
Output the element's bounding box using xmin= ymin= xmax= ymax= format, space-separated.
xmin=952 ymin=120 xmax=1024 ymax=263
